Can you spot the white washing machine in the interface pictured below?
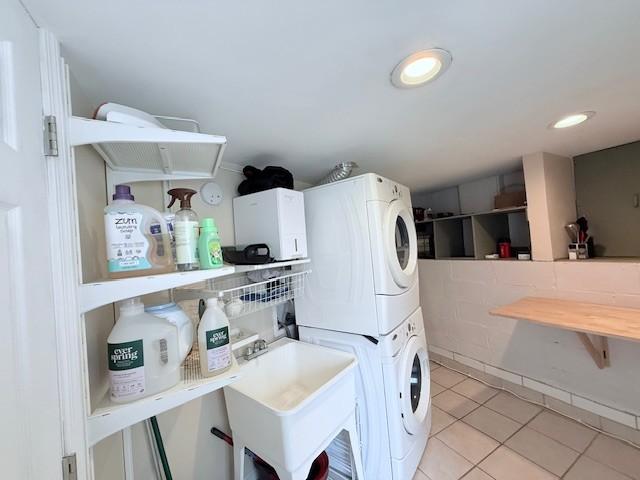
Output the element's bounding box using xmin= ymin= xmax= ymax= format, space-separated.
xmin=296 ymin=173 xmax=419 ymax=337
xmin=299 ymin=308 xmax=431 ymax=480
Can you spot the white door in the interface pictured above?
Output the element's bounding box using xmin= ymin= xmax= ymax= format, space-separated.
xmin=0 ymin=2 xmax=64 ymax=478
xmin=384 ymin=199 xmax=418 ymax=287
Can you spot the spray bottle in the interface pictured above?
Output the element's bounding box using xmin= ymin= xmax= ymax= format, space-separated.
xmin=167 ymin=188 xmax=200 ymax=271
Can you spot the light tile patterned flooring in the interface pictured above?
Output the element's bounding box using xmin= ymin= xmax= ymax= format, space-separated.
xmin=415 ymin=362 xmax=640 ymax=480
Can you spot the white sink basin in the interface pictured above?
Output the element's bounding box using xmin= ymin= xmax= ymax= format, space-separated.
xmin=224 ymin=339 xmax=358 ymax=477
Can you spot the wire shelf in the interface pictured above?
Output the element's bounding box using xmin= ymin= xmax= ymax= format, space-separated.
xmin=205 ymin=269 xmax=309 ymax=319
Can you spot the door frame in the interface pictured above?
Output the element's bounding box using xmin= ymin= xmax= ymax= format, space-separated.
xmin=40 ymin=30 xmax=93 ymax=479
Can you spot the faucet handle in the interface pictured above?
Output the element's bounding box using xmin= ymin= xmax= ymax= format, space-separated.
xmin=255 ymin=339 xmax=267 ymax=351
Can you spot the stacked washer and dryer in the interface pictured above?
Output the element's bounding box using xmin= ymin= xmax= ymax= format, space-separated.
xmin=297 ymin=173 xmax=431 ymax=480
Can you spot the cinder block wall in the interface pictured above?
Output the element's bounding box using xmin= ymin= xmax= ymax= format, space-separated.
xmin=420 ymin=259 xmax=640 ymax=434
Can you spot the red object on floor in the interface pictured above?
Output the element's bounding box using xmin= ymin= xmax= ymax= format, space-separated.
xmin=211 ymin=428 xmax=329 ymax=480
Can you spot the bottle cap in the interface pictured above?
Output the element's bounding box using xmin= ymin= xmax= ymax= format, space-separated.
xmin=113 ymin=184 xmax=134 ymax=201
xmin=119 ymin=297 xmax=144 ymax=315
xmin=167 ymin=188 xmax=197 ymax=209
xmin=200 ymin=217 xmax=218 ymax=232
xmin=206 ymin=297 xmax=222 ymax=308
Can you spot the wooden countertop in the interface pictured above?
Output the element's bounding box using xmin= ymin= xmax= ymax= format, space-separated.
xmin=490 ymin=297 xmax=640 ymax=343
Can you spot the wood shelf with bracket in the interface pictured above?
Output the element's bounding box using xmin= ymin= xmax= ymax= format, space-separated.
xmin=490 ymin=297 xmax=640 ymax=369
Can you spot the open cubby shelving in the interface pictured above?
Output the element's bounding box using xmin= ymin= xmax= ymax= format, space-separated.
xmin=416 ymin=206 xmax=530 ymax=260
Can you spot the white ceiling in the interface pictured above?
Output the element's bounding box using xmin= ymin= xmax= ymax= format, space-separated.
xmin=24 ymin=0 xmax=640 ymax=191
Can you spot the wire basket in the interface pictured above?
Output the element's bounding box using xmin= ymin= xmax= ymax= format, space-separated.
xmin=206 ymin=269 xmax=309 ymax=319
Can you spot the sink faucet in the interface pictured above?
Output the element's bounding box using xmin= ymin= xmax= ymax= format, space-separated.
xmin=244 ymin=339 xmax=268 ymax=361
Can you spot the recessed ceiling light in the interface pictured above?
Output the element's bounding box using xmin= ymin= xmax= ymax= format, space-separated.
xmin=550 ymin=111 xmax=596 ymax=129
xmin=391 ymin=49 xmax=452 ymax=88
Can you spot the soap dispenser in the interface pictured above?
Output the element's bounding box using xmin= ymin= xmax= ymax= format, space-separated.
xmin=167 ymin=188 xmax=200 ymax=271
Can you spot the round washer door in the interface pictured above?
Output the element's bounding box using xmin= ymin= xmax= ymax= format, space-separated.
xmin=384 ymin=199 xmax=418 ymax=288
xmin=400 ymin=335 xmax=430 ymax=435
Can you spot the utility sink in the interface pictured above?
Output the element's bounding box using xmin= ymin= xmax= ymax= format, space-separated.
xmin=224 ymin=339 xmax=359 ymax=479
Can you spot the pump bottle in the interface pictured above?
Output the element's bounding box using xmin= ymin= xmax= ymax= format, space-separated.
xmin=167 ymin=188 xmax=200 ymax=271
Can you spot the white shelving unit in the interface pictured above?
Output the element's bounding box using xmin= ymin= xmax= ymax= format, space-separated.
xmin=41 ymin=35 xmax=305 ymax=479
xmin=79 ymin=259 xmax=310 ymax=447
xmin=58 ymin=96 xmax=311 ymax=474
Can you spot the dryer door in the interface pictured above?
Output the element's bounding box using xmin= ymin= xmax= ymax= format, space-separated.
xmin=384 ymin=199 xmax=418 ymax=287
xmin=399 ymin=335 xmax=430 ymax=435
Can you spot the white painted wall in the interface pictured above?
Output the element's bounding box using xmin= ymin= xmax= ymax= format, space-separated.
xmin=419 ymin=259 xmax=640 ymax=418
xmin=411 ymin=170 xmax=525 ymax=217
xmin=458 ymin=176 xmax=500 ymax=214
xmin=412 ymin=186 xmax=460 ymax=216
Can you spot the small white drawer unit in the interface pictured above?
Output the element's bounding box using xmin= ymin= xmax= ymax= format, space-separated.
xmin=233 ymin=188 xmax=307 ymax=261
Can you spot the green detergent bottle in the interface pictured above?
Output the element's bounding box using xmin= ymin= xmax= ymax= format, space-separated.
xmin=198 ymin=218 xmax=223 ymax=269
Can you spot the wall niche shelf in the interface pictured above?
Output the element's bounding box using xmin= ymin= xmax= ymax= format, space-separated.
xmin=490 ymin=297 xmax=640 ymax=369
xmin=416 ymin=206 xmax=530 ymax=260
xmin=69 ymin=116 xmax=227 ymax=184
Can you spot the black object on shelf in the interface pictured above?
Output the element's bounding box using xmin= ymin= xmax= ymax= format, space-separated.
xmin=222 ymin=244 xmax=273 ymax=265
xmin=237 ymin=165 xmax=294 ymax=196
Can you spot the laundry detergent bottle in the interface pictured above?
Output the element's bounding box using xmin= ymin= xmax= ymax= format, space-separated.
xmin=104 ymin=185 xmax=174 ymax=278
xmin=167 ymin=188 xmax=200 ymax=271
xmin=198 ymin=218 xmax=224 ymax=269
xmin=197 ymin=298 xmax=232 ymax=377
xmin=108 ymin=297 xmax=180 ymax=404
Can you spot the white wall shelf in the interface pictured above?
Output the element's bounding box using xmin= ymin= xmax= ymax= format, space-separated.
xmin=68 ymin=116 xmax=227 ymax=183
xmin=79 ymin=266 xmax=236 ymax=313
xmin=88 ymin=352 xmax=241 ymax=446
xmin=79 ymin=259 xmax=310 ymax=313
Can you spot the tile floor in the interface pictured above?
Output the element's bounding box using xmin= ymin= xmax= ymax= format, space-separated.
xmin=415 ymin=362 xmax=640 ymax=480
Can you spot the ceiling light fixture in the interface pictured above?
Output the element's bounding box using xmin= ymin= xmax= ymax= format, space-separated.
xmin=550 ymin=111 xmax=596 ymax=129
xmin=391 ymin=48 xmax=452 ymax=88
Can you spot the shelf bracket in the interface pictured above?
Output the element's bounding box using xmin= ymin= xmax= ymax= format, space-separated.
xmin=576 ymin=332 xmax=610 ymax=369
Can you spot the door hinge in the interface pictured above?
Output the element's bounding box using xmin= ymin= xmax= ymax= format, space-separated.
xmin=44 ymin=115 xmax=58 ymax=156
xmin=62 ymin=454 xmax=77 ymax=480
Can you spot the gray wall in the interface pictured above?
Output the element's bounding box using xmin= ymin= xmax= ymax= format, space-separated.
xmin=575 ymin=141 xmax=640 ymax=257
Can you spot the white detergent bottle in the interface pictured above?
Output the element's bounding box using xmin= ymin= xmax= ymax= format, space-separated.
xmin=108 ymin=297 xmax=180 ymax=403
xmin=198 ymin=298 xmax=232 ymax=377
xmin=104 ymin=184 xmax=174 ymax=279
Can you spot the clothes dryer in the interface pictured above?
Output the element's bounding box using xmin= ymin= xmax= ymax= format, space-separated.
xmin=297 ymin=173 xmax=419 ymax=336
